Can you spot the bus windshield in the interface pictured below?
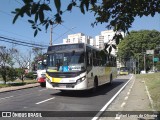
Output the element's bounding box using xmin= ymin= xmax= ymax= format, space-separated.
xmin=47 ymin=51 xmax=85 ymax=72
xmin=37 ymin=61 xmax=46 ymax=70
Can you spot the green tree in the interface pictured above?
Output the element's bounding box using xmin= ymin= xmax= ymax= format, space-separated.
xmin=12 ymin=0 xmax=160 ymax=38
xmin=117 ymin=30 xmax=160 ymax=72
xmin=6 ymin=67 xmax=17 ymax=81
xmin=155 ymin=62 xmax=160 ymax=71
xmin=11 ymin=0 xmax=160 ymax=55
xmin=0 ymin=47 xmax=15 ymax=84
xmin=12 ymin=49 xmax=32 ymax=82
xmin=15 ymin=68 xmax=25 ymax=81
xmin=0 ymin=67 xmax=17 ymax=83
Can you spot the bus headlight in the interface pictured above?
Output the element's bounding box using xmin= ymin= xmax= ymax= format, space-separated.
xmin=77 ymin=76 xmax=86 ymax=84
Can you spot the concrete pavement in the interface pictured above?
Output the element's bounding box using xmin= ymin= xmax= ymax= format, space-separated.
xmin=0 ymin=83 xmax=40 ymax=93
xmin=100 ymin=75 xmax=159 ymax=120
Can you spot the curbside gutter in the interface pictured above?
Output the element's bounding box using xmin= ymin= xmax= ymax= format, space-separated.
xmin=0 ymin=83 xmax=40 ymax=93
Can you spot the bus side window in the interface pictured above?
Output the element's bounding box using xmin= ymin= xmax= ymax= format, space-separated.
xmin=93 ymin=50 xmax=97 ymax=66
xmin=86 ymin=47 xmax=92 ymax=66
xmin=106 ymin=55 xmax=110 ymax=66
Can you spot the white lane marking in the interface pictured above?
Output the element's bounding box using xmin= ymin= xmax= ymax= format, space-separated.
xmin=36 ymin=97 xmax=55 ymax=105
xmin=92 ymin=75 xmax=134 ymax=120
xmin=127 ymin=92 xmax=130 ymax=95
xmin=115 ymin=116 xmax=121 ymax=120
xmin=39 ymin=89 xmax=47 ymax=92
xmin=124 ymin=96 xmax=128 ymax=100
xmin=128 ymin=89 xmax=131 ymax=92
xmin=0 ymin=96 xmax=14 ymax=100
xmin=120 ymin=102 xmax=126 ymax=108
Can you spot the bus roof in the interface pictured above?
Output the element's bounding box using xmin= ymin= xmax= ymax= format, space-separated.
xmin=47 ymin=43 xmax=116 ymax=57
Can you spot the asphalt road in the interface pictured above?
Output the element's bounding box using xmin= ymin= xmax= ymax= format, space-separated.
xmin=0 ymin=75 xmax=132 ymax=120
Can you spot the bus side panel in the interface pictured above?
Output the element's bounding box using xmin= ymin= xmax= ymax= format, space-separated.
xmin=112 ymin=67 xmax=117 ymax=79
xmin=87 ymin=69 xmax=94 ymax=89
xmin=105 ymin=67 xmax=111 ymax=83
xmin=87 ymin=66 xmax=111 ymax=88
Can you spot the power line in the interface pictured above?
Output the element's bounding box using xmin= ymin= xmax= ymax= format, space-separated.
xmin=53 ymin=27 xmax=76 ymax=42
xmin=0 ymin=36 xmax=48 ymax=48
xmin=0 ymin=30 xmax=48 ymax=45
xmin=0 ymin=36 xmax=48 ymax=47
xmin=0 ymin=39 xmax=46 ymax=48
xmin=14 ymin=0 xmax=23 ymax=5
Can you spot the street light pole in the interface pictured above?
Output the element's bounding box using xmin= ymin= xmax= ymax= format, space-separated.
xmin=153 ymin=50 xmax=155 ymax=71
xmin=144 ymin=53 xmax=146 ymax=72
xmin=138 ymin=54 xmax=140 ymax=74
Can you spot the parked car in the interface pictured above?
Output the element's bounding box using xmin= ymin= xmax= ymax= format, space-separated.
xmin=140 ymin=70 xmax=146 ymax=74
xmin=148 ymin=70 xmax=155 ymax=74
xmin=37 ymin=76 xmax=46 ymax=87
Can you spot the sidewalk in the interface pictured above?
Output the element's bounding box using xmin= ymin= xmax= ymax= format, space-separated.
xmin=0 ymin=83 xmax=39 ymax=93
xmin=100 ymin=75 xmax=159 ymax=120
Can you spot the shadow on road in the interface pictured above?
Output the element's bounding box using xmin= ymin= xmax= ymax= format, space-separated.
xmin=50 ymin=79 xmax=128 ymax=97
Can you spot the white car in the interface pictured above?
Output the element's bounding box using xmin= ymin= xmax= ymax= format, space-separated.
xmin=148 ymin=70 xmax=155 ymax=74
xmin=140 ymin=70 xmax=146 ymax=74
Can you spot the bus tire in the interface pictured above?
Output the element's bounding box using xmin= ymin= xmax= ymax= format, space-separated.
xmin=92 ymin=77 xmax=98 ymax=92
xmin=109 ymin=74 xmax=113 ymax=84
xmin=40 ymin=82 xmax=46 ymax=87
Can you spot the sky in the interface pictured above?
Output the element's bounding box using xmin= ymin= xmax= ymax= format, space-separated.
xmin=0 ymin=0 xmax=160 ymax=54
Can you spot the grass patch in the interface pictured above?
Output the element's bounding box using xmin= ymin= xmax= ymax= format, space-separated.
xmin=0 ymin=79 xmax=37 ymax=88
xmin=0 ymin=84 xmax=11 ymax=88
xmin=136 ymin=72 xmax=160 ymax=111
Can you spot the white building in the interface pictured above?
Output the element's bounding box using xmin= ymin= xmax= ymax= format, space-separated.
xmin=95 ymin=30 xmax=125 ymax=54
xmin=63 ymin=30 xmax=124 ymax=56
xmin=95 ymin=35 xmax=104 ymax=49
xmin=63 ymin=33 xmax=92 ymax=45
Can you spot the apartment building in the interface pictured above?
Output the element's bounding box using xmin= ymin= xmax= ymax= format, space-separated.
xmin=63 ymin=33 xmax=92 ymax=44
xmin=63 ymin=30 xmax=124 ymax=55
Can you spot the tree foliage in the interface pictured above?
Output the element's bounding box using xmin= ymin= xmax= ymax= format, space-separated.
xmin=0 ymin=67 xmax=17 ymax=83
xmin=12 ymin=49 xmax=32 ymax=82
xmin=12 ymin=0 xmax=160 ymax=37
xmin=156 ymin=61 xmax=160 ymax=71
xmin=117 ymin=30 xmax=160 ymax=71
xmin=0 ymin=47 xmax=15 ymax=84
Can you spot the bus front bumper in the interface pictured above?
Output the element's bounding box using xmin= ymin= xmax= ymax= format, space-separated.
xmin=46 ymin=79 xmax=88 ymax=90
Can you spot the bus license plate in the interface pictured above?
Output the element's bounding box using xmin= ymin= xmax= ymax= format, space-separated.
xmin=59 ymin=84 xmax=66 ymax=88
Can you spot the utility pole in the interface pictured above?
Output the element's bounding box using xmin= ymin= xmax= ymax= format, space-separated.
xmin=153 ymin=50 xmax=155 ymax=71
xmin=50 ymin=25 xmax=53 ymax=46
xmin=138 ymin=54 xmax=140 ymax=74
xmin=144 ymin=53 xmax=146 ymax=72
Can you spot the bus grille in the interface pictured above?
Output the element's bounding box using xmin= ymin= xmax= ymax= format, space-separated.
xmin=51 ymin=83 xmax=76 ymax=88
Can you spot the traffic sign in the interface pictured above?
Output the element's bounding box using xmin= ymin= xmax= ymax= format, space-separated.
xmin=153 ymin=58 xmax=159 ymax=62
xmin=146 ymin=50 xmax=154 ymax=54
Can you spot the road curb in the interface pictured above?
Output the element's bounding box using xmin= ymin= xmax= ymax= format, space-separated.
xmin=0 ymin=83 xmax=40 ymax=93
